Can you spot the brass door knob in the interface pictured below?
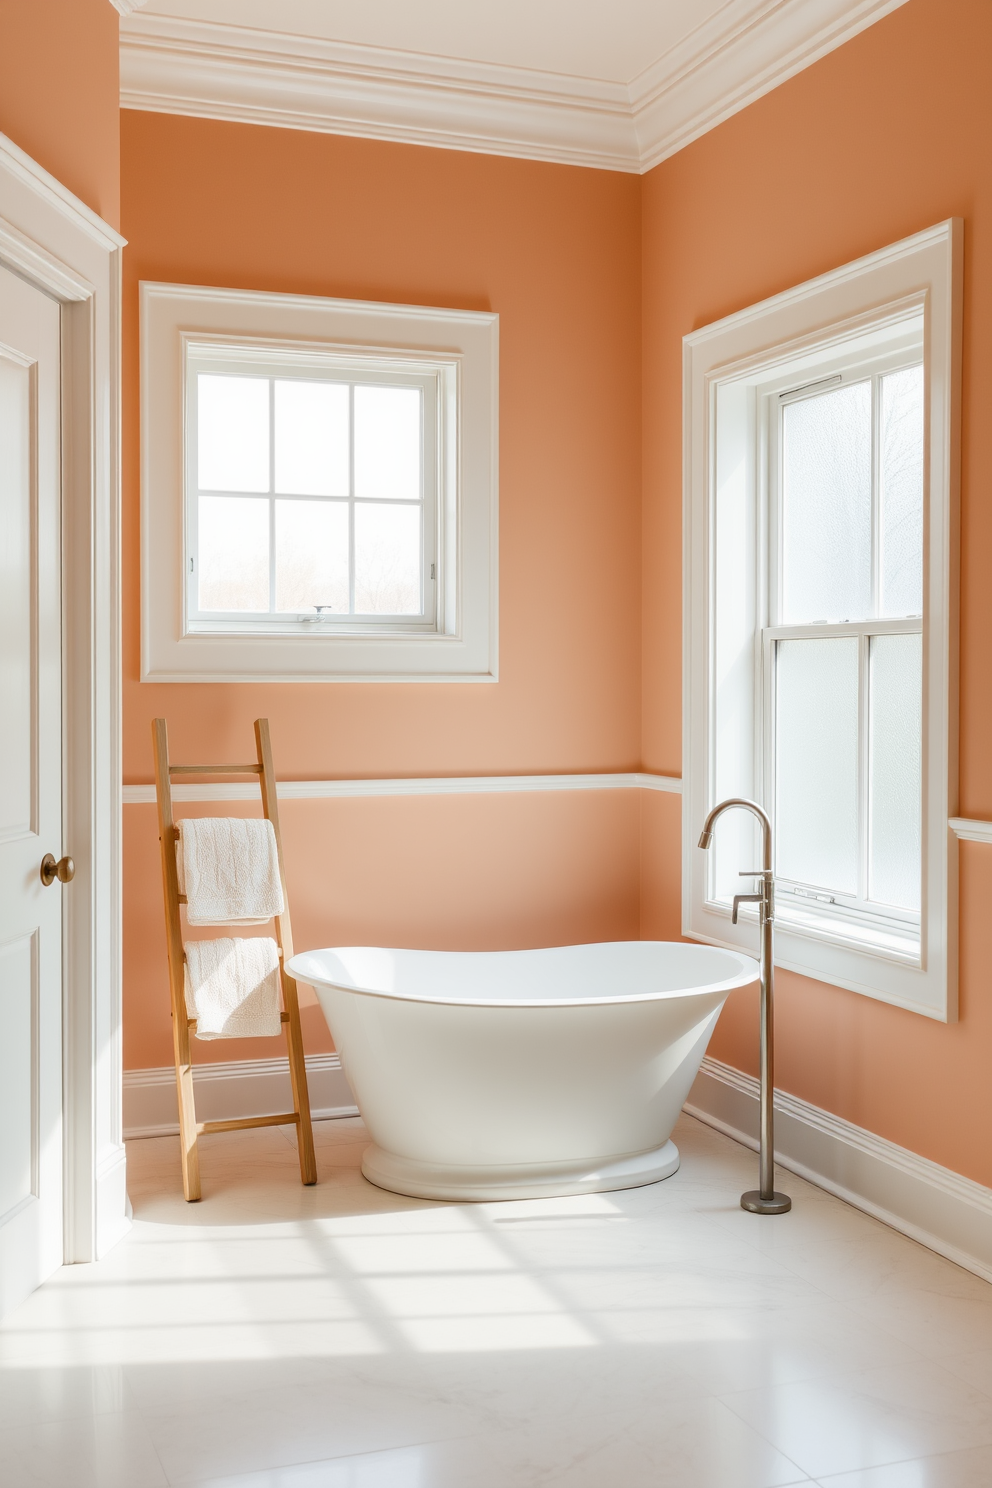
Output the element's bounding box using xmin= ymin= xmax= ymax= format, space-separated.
xmin=40 ymin=853 xmax=75 ymax=886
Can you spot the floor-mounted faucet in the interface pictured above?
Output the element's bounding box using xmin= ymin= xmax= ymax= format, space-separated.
xmin=698 ymin=798 xmax=791 ymax=1215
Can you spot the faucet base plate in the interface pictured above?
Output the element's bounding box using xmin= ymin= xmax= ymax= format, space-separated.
xmin=741 ymin=1189 xmax=792 ymax=1215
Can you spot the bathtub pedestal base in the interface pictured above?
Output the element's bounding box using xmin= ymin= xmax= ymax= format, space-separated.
xmin=361 ymin=1139 xmax=680 ymax=1202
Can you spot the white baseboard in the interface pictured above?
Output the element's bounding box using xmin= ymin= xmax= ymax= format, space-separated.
xmin=95 ymin=1147 xmax=132 ymax=1256
xmin=687 ymin=1056 xmax=992 ymax=1285
xmin=123 ymin=1053 xmax=357 ymax=1139
xmin=125 ymin=1048 xmax=992 ymax=1286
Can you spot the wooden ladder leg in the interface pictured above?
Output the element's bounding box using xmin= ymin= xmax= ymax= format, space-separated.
xmin=255 ymin=717 xmax=317 ymax=1187
xmin=153 ymin=717 xmax=201 ymax=1202
xmin=285 ymin=976 xmax=317 ymax=1186
xmin=173 ymin=1020 xmax=202 ymax=1203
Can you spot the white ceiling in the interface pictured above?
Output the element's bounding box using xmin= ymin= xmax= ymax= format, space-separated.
xmin=128 ymin=0 xmax=737 ymax=86
xmin=116 ymin=0 xmax=909 ymax=172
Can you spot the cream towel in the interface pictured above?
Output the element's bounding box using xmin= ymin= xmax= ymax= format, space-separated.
xmin=177 ymin=818 xmax=285 ymax=926
xmin=184 ymin=937 xmax=282 ymax=1040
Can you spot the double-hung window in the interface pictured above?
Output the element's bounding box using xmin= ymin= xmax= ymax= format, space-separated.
xmin=141 ymin=283 xmax=498 ymax=681
xmin=683 ymin=222 xmax=961 ymax=1019
xmin=767 ymin=358 xmax=923 ymax=958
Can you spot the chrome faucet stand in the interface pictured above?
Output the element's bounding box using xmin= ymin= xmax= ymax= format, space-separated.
xmin=698 ymin=798 xmax=791 ymax=1216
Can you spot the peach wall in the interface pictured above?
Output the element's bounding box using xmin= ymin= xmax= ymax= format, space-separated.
xmin=120 ymin=113 xmax=643 ymax=1071
xmin=119 ymin=2 xmax=992 ymax=1191
xmin=641 ymin=0 xmax=992 ymax=1185
xmin=124 ymin=790 xmax=642 ymax=1070
xmin=0 ymin=0 xmax=119 ymax=227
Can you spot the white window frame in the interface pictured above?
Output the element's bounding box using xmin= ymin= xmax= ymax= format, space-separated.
xmin=184 ymin=342 xmax=442 ymax=635
xmin=141 ymin=282 xmax=498 ymax=681
xmin=683 ymin=221 xmax=962 ymax=1020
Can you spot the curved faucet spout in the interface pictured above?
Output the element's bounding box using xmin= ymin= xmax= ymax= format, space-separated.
xmin=698 ymin=797 xmax=772 ymax=872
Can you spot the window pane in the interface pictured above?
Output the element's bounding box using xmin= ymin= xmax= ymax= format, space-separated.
xmin=275 ymin=499 xmax=350 ymax=614
xmin=274 ymin=380 xmax=349 ymax=497
xmin=776 ymin=637 xmax=860 ymax=894
xmin=782 ymin=382 xmax=872 ymax=624
xmin=880 ymin=366 xmax=924 ymax=618
xmin=197 ymin=496 xmax=269 ymax=612
xmin=198 ymin=375 xmax=269 ymax=493
xmin=869 ymin=633 xmax=922 ymax=910
xmin=354 ymin=503 xmax=421 ymax=614
xmin=354 ymin=385 xmax=421 ymax=501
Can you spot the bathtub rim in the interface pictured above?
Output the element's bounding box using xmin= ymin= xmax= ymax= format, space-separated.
xmin=287 ymin=939 xmax=759 ymax=1010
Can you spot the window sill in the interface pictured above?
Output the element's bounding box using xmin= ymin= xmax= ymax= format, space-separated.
xmin=709 ymin=899 xmax=920 ymax=968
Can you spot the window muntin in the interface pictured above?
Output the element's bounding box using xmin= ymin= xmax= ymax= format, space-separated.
xmin=763 ymin=356 xmax=924 ymax=952
xmin=185 ymin=345 xmax=440 ymax=635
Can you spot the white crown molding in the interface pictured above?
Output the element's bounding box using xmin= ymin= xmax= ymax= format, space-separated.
xmin=119 ymin=1 xmax=909 ymax=173
xmin=121 ymin=770 xmax=683 ymax=805
xmin=631 ymin=0 xmax=910 ymax=169
xmin=687 ymin=1056 xmax=992 ymax=1286
xmin=119 ymin=15 xmax=640 ymax=172
xmin=110 ymin=0 xmax=149 ymax=15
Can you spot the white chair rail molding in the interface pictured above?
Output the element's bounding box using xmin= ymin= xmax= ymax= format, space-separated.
xmin=683 ymin=219 xmax=963 ymax=1022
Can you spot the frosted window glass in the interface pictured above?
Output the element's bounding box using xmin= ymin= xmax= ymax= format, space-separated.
xmin=274 ymin=380 xmax=349 ymax=497
xmin=354 ymin=503 xmax=421 ymax=614
xmin=275 ymin=499 xmax=350 ymax=614
xmin=869 ymin=633 xmax=922 ymax=910
xmin=880 ymin=366 xmax=924 ymax=618
xmin=782 ymin=382 xmax=872 ymax=623
xmin=776 ymin=637 xmax=859 ymax=893
xmin=354 ymin=385 xmax=421 ymax=501
xmin=198 ymin=496 xmax=269 ymax=611
xmin=198 ymin=375 xmax=269 ymax=493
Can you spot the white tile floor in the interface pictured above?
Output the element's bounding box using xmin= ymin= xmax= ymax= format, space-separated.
xmin=3 ymin=1115 xmax=992 ymax=1487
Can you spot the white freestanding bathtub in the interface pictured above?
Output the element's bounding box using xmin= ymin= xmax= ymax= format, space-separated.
xmin=288 ymin=941 xmax=758 ymax=1201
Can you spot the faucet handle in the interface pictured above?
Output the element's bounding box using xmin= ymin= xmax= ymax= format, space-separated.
xmin=732 ymin=892 xmax=762 ymax=925
xmin=739 ymin=868 xmax=773 ymax=879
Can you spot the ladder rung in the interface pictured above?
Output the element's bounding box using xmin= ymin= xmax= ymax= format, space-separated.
xmin=197 ymin=1112 xmax=300 ymax=1136
xmin=170 ymin=763 xmax=263 ymax=775
xmin=186 ymin=1014 xmax=288 ymax=1028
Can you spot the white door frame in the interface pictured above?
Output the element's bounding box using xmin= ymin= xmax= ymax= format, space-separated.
xmin=0 ymin=132 xmax=126 ymax=1263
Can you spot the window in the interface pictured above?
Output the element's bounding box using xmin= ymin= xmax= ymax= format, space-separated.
xmin=683 ymin=222 xmax=961 ymax=1020
xmin=767 ymin=356 xmax=923 ymax=960
xmin=141 ymin=283 xmax=498 ymax=680
xmin=187 ymin=348 xmax=438 ymax=633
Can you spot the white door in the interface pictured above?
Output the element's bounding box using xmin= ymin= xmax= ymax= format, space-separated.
xmin=0 ymin=262 xmax=64 ymax=1316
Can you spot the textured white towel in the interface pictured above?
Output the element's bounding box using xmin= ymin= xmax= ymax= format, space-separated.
xmin=177 ymin=818 xmax=285 ymax=926
xmin=184 ymin=937 xmax=282 ymax=1039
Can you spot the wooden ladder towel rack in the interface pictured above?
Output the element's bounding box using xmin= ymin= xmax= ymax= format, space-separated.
xmin=153 ymin=717 xmax=317 ymax=1202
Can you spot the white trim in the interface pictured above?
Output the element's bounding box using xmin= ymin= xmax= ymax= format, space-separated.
xmin=686 ymin=1056 xmax=992 ymax=1287
xmin=123 ymin=1053 xmax=356 ymax=1140
xmin=141 ymin=281 xmax=498 ymax=682
xmin=121 ymin=771 xmax=683 ymax=805
xmin=0 ymin=132 xmax=126 ymax=1264
xmin=111 ymin=1 xmax=149 ymax=15
xmin=125 ymin=1043 xmax=992 ymax=1288
xmin=683 ymin=221 xmax=962 ymax=1021
xmin=120 ymin=15 xmax=639 ymax=172
xmin=118 ymin=3 xmax=910 ymax=174
xmin=632 ymin=0 xmax=910 ymax=171
xmin=950 ymin=817 xmax=992 ymax=845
